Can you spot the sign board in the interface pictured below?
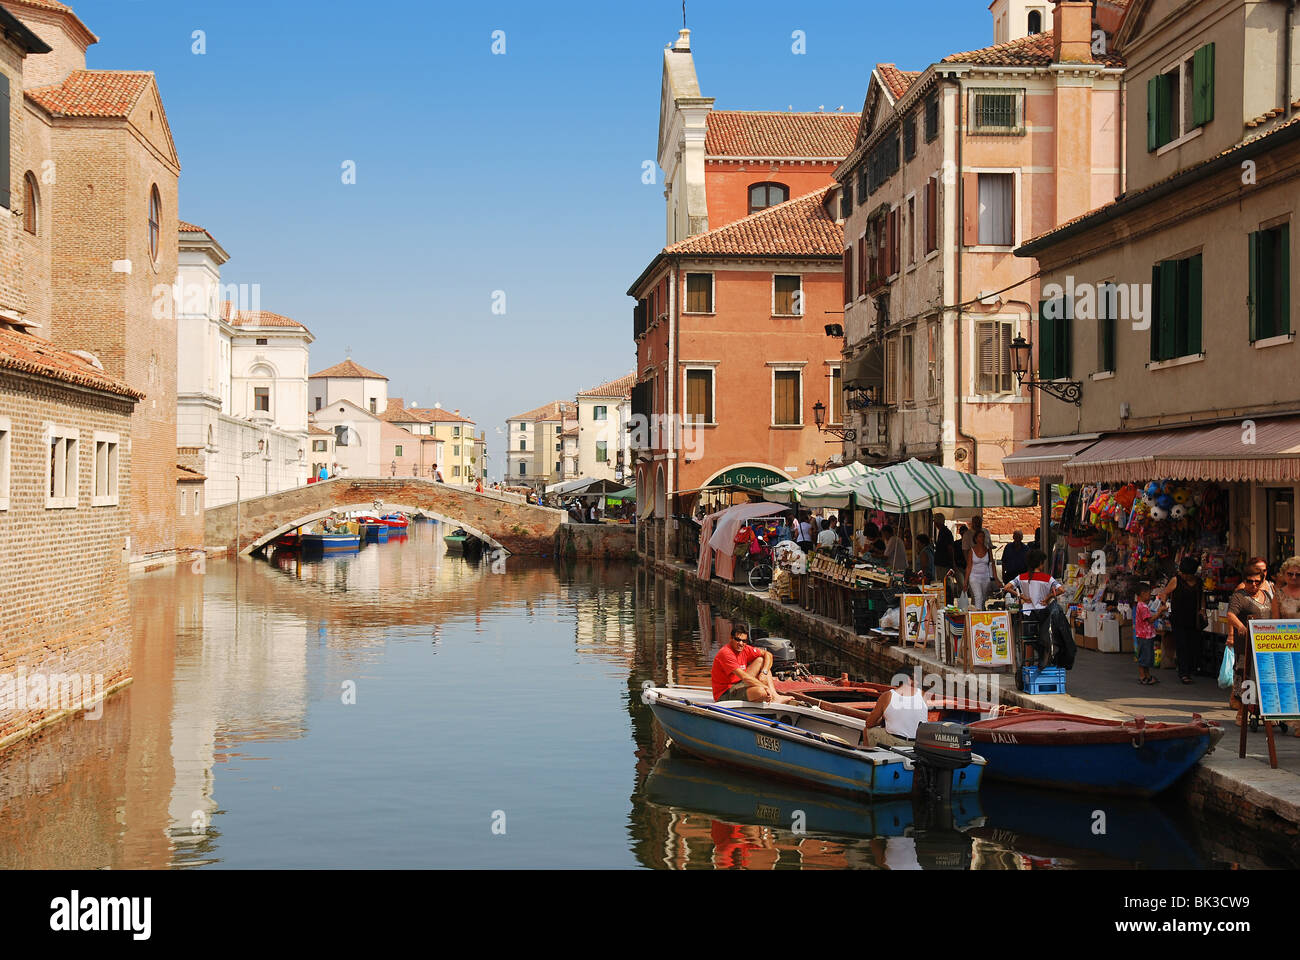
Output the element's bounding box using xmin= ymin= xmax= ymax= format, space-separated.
xmin=1247 ymin=620 xmax=1300 ymax=719
xmin=902 ymin=595 xmax=929 ymax=647
xmin=705 ymin=467 xmax=789 ymax=490
xmin=966 ymin=611 xmax=1014 ymax=669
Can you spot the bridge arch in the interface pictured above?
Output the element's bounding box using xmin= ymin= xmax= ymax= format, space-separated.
xmin=204 ymin=477 xmax=567 ymax=557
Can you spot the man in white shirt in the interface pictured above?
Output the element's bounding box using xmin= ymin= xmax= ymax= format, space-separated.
xmin=816 ymin=516 xmax=839 ymax=548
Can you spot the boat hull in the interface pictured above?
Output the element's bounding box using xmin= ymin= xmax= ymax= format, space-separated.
xmin=644 ymin=691 xmax=981 ymax=801
xmin=300 ymin=533 xmax=360 ymax=554
xmin=443 ymin=536 xmax=465 ymax=554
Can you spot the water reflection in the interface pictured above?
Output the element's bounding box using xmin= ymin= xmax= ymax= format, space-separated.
xmin=0 ymin=530 xmax=1289 ymax=868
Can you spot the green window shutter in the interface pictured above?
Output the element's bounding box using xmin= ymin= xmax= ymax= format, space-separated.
xmin=1150 ymin=265 xmax=1161 ymax=361
xmin=1187 ymin=254 xmax=1203 ymax=355
xmin=1158 ymin=261 xmax=1178 ymax=361
xmin=1193 ymin=44 xmax=1215 ymax=127
xmin=1060 ymin=296 xmax=1073 ymax=379
xmin=1100 ymin=284 xmax=1115 ymax=372
xmin=1248 ymin=231 xmax=1260 ymax=342
xmin=1281 ymin=225 xmax=1291 ymax=336
xmin=0 ymin=74 xmax=9 ymax=210
xmin=1039 ymin=300 xmax=1056 ymax=379
xmin=1147 ymin=76 xmax=1160 ymax=151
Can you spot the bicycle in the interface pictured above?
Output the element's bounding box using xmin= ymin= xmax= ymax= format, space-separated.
xmin=744 ymin=538 xmax=775 ymax=591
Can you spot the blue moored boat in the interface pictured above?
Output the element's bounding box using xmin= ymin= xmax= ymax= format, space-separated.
xmin=641 ymin=686 xmax=984 ymax=801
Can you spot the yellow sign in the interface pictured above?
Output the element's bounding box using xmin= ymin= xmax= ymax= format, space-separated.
xmin=967 ymin=611 xmax=1013 ymax=668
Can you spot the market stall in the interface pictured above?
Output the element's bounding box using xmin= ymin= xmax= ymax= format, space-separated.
xmin=695 ymin=502 xmax=791 ymax=583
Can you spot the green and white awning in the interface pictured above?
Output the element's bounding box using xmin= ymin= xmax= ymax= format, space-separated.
xmin=761 ymin=461 xmax=877 ymax=509
xmin=829 ymin=458 xmax=1036 ymax=513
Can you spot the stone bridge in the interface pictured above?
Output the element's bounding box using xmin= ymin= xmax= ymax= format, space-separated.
xmin=205 ymin=477 xmax=568 ymax=556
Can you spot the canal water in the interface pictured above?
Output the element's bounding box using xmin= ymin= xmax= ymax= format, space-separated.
xmin=0 ymin=519 xmax=1290 ymax=869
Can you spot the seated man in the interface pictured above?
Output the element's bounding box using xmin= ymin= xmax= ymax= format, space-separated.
xmin=711 ymin=625 xmax=793 ymax=704
xmin=859 ymin=673 xmax=927 ymax=747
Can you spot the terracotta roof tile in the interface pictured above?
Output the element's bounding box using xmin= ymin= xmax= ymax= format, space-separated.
xmin=941 ymin=31 xmax=1124 ymax=67
xmin=383 ymin=405 xmax=473 ymax=424
xmin=222 ymin=302 xmax=310 ymax=333
xmin=308 ymin=424 xmax=334 ymax=437
xmin=25 ymin=70 xmax=154 ymax=118
xmin=663 ymin=187 xmax=841 ymax=258
xmin=309 ymin=358 xmax=388 ymax=380
xmin=877 ymin=64 xmax=921 ymax=101
xmin=578 ymin=372 xmax=636 ymax=398
xmin=1 ymin=0 xmax=97 ymax=43
xmin=0 ymin=325 xmax=143 ymax=399
xmin=176 ymin=463 xmax=207 ymax=481
xmin=509 ymin=400 xmax=571 ymax=423
xmin=705 ymin=110 xmax=860 ymax=159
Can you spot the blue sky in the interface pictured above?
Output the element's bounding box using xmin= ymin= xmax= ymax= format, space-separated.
xmin=82 ymin=0 xmax=995 ymax=479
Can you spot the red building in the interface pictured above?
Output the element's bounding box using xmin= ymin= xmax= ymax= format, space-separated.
xmin=630 ymin=29 xmax=858 ymax=557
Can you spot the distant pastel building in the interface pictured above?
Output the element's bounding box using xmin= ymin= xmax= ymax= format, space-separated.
xmin=575 ymin=373 xmax=634 ymax=483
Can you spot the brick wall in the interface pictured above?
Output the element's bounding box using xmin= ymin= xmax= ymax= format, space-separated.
xmin=0 ymin=372 xmax=136 ymax=751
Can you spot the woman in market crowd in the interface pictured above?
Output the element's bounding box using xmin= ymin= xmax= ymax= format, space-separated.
xmin=965 ymin=527 xmax=1000 ymax=610
xmin=1159 ymin=557 xmax=1209 ymax=686
xmin=797 ymin=513 xmax=815 ymax=553
xmin=1270 ymin=556 xmax=1300 ymax=736
xmin=1225 ymin=557 xmax=1274 ymax=727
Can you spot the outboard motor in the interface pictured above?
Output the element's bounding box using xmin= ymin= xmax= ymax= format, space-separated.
xmin=746 ymin=636 xmax=807 ymax=679
xmin=911 ymin=721 xmax=973 ymax=807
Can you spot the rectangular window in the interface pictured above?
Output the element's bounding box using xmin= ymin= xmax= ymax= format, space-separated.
xmin=0 ymin=418 xmax=10 ymax=510
xmin=830 ymin=366 xmax=843 ymax=424
xmin=254 ymin=387 xmax=270 ymax=412
xmin=884 ymin=340 xmax=897 ymax=404
xmin=453 ymin=426 xmax=461 ymax=437
xmin=924 ymin=93 xmax=940 ymax=142
xmin=867 ymin=131 xmax=901 ymax=194
xmin=1147 ymin=44 xmax=1214 ymax=151
xmin=901 ymin=334 xmax=914 ymax=402
xmin=685 ymin=368 xmax=714 ymax=423
xmin=179 ymin=489 xmax=187 ymax=516
xmin=1038 ymin=297 xmax=1073 ymax=380
xmin=596 ymin=441 xmax=608 ymax=462
xmin=1151 ymin=253 xmax=1203 ymax=361
xmin=554 ymin=442 xmax=561 ymax=452
xmin=927 ymin=321 xmax=938 ymax=397
xmin=1249 ymin=225 xmax=1291 ymax=342
xmin=906 ymin=196 xmax=915 ymax=266
xmin=255 ymin=338 xmax=268 ymax=346
xmin=685 ymin=273 xmax=713 ymax=313
xmin=312 ymin=439 xmax=328 ymax=452
xmin=843 ymin=247 xmax=854 ymax=304
xmin=839 ymin=182 xmax=853 ymax=218
xmin=903 ymin=114 xmax=917 ymax=161
xmin=976 ymin=320 xmax=1014 ymax=394
xmin=453 ymin=465 xmax=461 ymax=477
xmin=978 ymin=173 xmax=1015 ymax=246
xmin=593 ymin=405 xmax=608 ymax=421
xmin=368 ymin=398 xmax=377 ymax=414
xmin=92 ymin=433 xmax=119 ymax=506
xmin=1098 ymin=282 xmax=1117 ymax=372
xmin=774 ymin=275 xmax=802 ymax=315
xmin=519 ymin=462 xmax=526 ymax=476
xmin=315 ymin=397 xmax=322 ymax=411
xmin=773 ymin=370 xmax=801 ymax=426
xmin=969 ymin=89 xmax=1025 ymax=135
xmin=46 ymin=427 xmax=78 ymax=509
xmin=453 ymin=444 xmax=460 ymax=456
xmin=925 ymin=177 xmax=938 ymax=254
xmin=519 ymin=439 xmax=526 ymax=451
xmin=395 ymin=445 xmax=404 ymax=457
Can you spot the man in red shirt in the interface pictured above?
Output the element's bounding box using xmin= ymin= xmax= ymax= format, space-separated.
xmin=711 ymin=625 xmax=794 ymax=703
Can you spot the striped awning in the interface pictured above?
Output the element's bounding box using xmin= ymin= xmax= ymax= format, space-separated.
xmin=815 ymin=458 xmax=1036 ymax=512
xmin=761 ymin=461 xmax=877 ymax=508
xmin=1002 ymin=436 xmax=1101 ymax=479
xmin=1062 ymin=416 xmax=1300 ymax=484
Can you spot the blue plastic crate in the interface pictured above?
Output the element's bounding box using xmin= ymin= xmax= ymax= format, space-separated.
xmin=1022 ymin=664 xmax=1066 ymax=695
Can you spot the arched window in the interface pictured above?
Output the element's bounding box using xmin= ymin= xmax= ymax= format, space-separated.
xmin=1027 ymin=10 xmax=1043 ymax=34
xmin=148 ymin=185 xmax=161 ymax=261
xmin=23 ymin=173 xmax=38 ymax=235
xmin=748 ymin=182 xmax=789 ymax=215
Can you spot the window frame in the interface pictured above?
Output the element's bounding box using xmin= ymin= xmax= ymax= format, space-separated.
xmin=901 ymin=332 xmax=915 ymax=402
xmin=148 ymin=185 xmax=161 ymax=263
xmin=1249 ymin=223 xmax=1291 ymax=343
xmin=92 ymin=431 xmax=120 ymax=507
xmin=828 ymin=364 xmax=843 ymax=425
xmin=770 ymin=366 xmax=804 ymax=427
xmin=22 ymin=171 xmax=37 ymax=236
xmin=1098 ymin=281 xmax=1118 ymax=373
xmin=683 ymin=365 xmax=716 ymax=425
xmin=45 ymin=424 xmax=79 ymax=509
xmin=0 ymin=416 xmax=10 ymax=511
xmin=683 ymin=272 xmax=715 ymax=314
xmin=1150 ymin=252 xmax=1204 ymax=363
xmin=772 ymin=274 xmax=803 ymax=317
xmin=592 ymin=405 xmax=608 ymax=421
xmin=976 ymin=171 xmax=1017 ymax=247
xmin=924 ymin=93 xmax=940 ymax=143
xmin=253 ymin=386 xmax=271 ymax=413
xmin=595 ymin=440 xmax=608 ymax=463
xmin=975 ymin=319 xmax=1015 ymax=396
xmin=748 ymin=181 xmax=790 ymax=215
xmin=968 ymin=88 xmax=1026 ymax=136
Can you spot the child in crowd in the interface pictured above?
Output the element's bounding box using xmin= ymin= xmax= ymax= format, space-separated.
xmin=1134 ymin=581 xmax=1158 ymax=685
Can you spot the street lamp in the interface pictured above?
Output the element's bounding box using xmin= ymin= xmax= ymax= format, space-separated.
xmin=812 ymin=400 xmax=856 ymax=442
xmin=1008 ymin=335 xmax=1083 ymax=406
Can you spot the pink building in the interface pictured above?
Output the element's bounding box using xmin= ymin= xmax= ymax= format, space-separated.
xmin=838 ymin=0 xmax=1128 ymax=485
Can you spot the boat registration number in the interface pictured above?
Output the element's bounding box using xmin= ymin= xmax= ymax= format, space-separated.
xmin=756 ymin=733 xmax=782 ymax=753
xmin=754 ymin=802 xmax=781 ymax=823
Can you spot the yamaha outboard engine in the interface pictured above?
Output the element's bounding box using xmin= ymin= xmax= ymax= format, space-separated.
xmin=911 ymin=721 xmax=973 ymax=808
xmin=746 ymin=636 xmax=807 ymax=679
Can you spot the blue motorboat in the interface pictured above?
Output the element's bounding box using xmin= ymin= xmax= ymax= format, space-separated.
xmin=641 ymin=686 xmax=984 ymax=801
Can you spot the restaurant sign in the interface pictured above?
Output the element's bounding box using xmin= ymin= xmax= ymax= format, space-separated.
xmin=706 ymin=467 xmax=788 ymax=489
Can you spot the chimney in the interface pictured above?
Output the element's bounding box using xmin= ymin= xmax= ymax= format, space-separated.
xmin=1053 ymin=1 xmax=1095 ymax=63
xmin=673 ymin=28 xmax=691 ymax=52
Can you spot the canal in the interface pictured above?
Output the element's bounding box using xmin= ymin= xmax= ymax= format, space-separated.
xmin=0 ymin=519 xmax=1290 ymax=869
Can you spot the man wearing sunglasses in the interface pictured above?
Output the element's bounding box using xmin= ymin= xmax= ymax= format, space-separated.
xmin=711 ymin=625 xmax=793 ymax=704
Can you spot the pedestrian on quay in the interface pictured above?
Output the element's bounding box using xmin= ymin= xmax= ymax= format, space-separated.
xmin=1159 ymin=556 xmax=1208 ymax=686
xmin=1133 ymin=582 xmax=1159 ymax=686
xmin=931 ymin=513 xmax=955 ymax=574
xmin=965 ymin=529 xmax=999 ymax=610
xmin=817 ymin=516 xmax=839 ymax=548
xmin=1225 ymin=557 xmax=1273 ymax=725
xmin=915 ymin=533 xmax=936 ymax=583
xmin=797 ymin=513 xmax=815 ymax=553
xmin=1001 ymin=530 xmax=1028 ymax=583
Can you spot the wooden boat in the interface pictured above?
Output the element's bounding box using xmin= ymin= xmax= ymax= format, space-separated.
xmin=642 ymin=685 xmax=984 ymax=801
xmin=443 ymin=528 xmax=469 ymax=554
xmin=380 ymin=513 xmax=409 ymax=529
xmin=354 ymin=517 xmax=389 ymax=542
xmin=776 ymin=678 xmax=1222 ymax=798
xmin=273 ymin=531 xmax=300 ymax=549
xmin=300 ymin=519 xmax=361 ymax=554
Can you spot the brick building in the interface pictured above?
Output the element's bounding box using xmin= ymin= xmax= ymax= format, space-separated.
xmin=4 ymin=0 xmax=183 ymax=563
xmin=0 ymin=320 xmax=142 ymax=750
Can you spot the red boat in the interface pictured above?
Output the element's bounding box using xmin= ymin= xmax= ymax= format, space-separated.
xmin=380 ymin=513 xmax=409 ymax=528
